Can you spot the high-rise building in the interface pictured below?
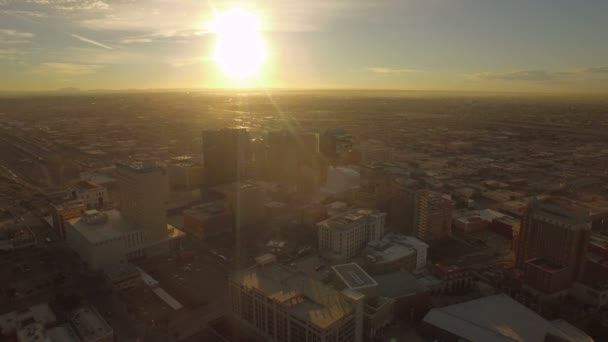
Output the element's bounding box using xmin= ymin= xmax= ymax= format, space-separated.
xmin=414 ymin=191 xmax=454 ymax=242
xmin=166 ymin=156 xmax=204 ymax=190
xmin=266 ymin=130 xmax=328 ymax=193
xmin=516 ymin=197 xmax=591 ymax=296
xmin=202 ymin=128 xmax=249 ymax=187
xmin=229 ymin=258 xmax=362 ymax=342
xmin=116 ymin=161 xmax=169 ymax=241
xmin=213 ymin=181 xmax=265 ymax=228
xmin=318 ymin=209 xmax=386 ymax=260
xmin=389 ymin=179 xmax=423 ymax=235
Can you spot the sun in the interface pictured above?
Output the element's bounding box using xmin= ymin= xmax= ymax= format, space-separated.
xmin=211 ymin=9 xmax=266 ymax=78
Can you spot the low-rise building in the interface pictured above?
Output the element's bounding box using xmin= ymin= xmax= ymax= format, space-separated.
xmin=318 ymin=209 xmax=386 ymax=260
xmin=421 ymin=294 xmax=593 ymax=342
xmin=374 ymin=270 xmax=431 ymax=320
xmin=230 ymin=260 xmax=361 ymax=342
xmin=70 ymin=180 xmax=109 ymax=210
xmin=452 ymin=209 xmax=505 ymax=233
xmin=68 ymin=307 xmax=113 ymax=342
xmin=331 ymin=263 xmax=395 ymax=339
xmin=104 ymin=262 xmax=141 ymax=291
xmin=66 ymin=209 xmax=184 ymax=270
xmin=182 ymin=201 xmax=232 ymax=239
xmin=364 ymin=233 xmax=428 ymax=274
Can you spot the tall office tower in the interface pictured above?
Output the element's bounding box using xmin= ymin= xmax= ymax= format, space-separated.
xmin=414 ymin=191 xmax=454 ymax=242
xmin=116 ymin=161 xmax=169 ymax=241
xmin=317 ymin=209 xmax=386 ymax=260
xmin=213 ymin=181 xmax=265 ymax=228
xmin=389 ymin=179 xmax=423 ymax=235
xmin=230 ymin=258 xmax=361 ymax=342
xmin=516 ymin=197 xmax=591 ymax=296
xmin=202 ymin=128 xmax=249 ymax=188
xmin=267 ymin=130 xmax=327 ymax=192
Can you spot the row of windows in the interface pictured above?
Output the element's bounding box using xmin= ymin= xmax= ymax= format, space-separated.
xmin=125 ymin=231 xmax=144 ymax=248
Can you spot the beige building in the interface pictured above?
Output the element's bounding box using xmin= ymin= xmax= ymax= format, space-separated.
xmin=516 ymin=197 xmax=591 ymax=297
xmin=70 ymin=180 xmax=109 ymax=210
xmin=166 ymin=156 xmax=204 ymax=190
xmin=116 ymin=161 xmax=169 ymax=242
xmin=229 ymin=260 xmax=362 ymax=342
xmin=318 ymin=209 xmax=386 ymax=260
xmin=51 ymin=199 xmax=85 ymax=239
xmin=66 ymin=161 xmax=183 ymax=270
xmin=415 ymin=191 xmax=454 ymax=242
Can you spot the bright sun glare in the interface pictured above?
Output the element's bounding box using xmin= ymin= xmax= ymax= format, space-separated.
xmin=211 ymin=9 xmax=265 ymax=79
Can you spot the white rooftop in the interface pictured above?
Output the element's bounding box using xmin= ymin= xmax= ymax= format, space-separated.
xmin=153 ymin=287 xmax=184 ymax=311
xmin=67 ymin=209 xmax=142 ymax=244
xmin=423 ymin=294 xmax=594 ymax=342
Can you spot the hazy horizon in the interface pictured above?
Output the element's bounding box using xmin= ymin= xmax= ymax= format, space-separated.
xmin=1 ymin=0 xmax=608 ymax=93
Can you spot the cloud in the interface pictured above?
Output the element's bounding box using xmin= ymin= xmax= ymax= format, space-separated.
xmin=1 ymin=9 xmax=48 ymax=18
xmin=474 ymin=69 xmax=557 ymax=81
xmin=578 ymin=67 xmax=608 ymax=74
xmin=0 ymin=47 xmax=20 ymax=59
xmin=70 ymin=33 xmax=113 ymax=49
xmin=474 ymin=67 xmax=608 ymax=82
xmin=31 ymin=62 xmax=103 ymax=75
xmin=24 ymin=0 xmax=110 ymax=11
xmin=0 ymin=29 xmax=35 ymax=44
xmin=367 ymin=67 xmax=421 ymax=74
xmin=120 ymin=38 xmax=152 ymax=44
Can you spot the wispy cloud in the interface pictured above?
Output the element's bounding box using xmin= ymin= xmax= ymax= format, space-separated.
xmin=31 ymin=62 xmax=103 ymax=75
xmin=25 ymin=0 xmax=110 ymax=11
xmin=70 ymin=34 xmax=112 ymax=49
xmin=474 ymin=67 xmax=608 ymax=82
xmin=367 ymin=67 xmax=421 ymax=74
xmin=578 ymin=67 xmax=608 ymax=74
xmin=0 ymin=29 xmax=35 ymax=44
xmin=0 ymin=47 xmax=20 ymax=59
xmin=474 ymin=69 xmax=555 ymax=81
xmin=120 ymin=38 xmax=152 ymax=44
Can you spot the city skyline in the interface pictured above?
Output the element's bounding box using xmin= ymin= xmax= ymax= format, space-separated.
xmin=1 ymin=0 xmax=608 ymax=93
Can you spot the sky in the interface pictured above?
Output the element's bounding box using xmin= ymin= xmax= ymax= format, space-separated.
xmin=1 ymin=0 xmax=607 ymax=93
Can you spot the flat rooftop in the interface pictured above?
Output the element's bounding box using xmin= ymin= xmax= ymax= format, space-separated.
xmin=317 ymin=208 xmax=380 ymax=231
xmin=69 ymin=307 xmax=113 ymax=340
xmin=67 ymin=209 xmax=141 ymax=244
xmin=366 ymin=233 xmax=426 ymax=265
xmin=375 ymin=271 xmax=429 ymax=299
xmin=232 ymin=263 xmax=354 ymax=329
xmin=332 ymin=263 xmax=378 ymax=290
xmin=423 ymin=294 xmax=593 ymax=342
